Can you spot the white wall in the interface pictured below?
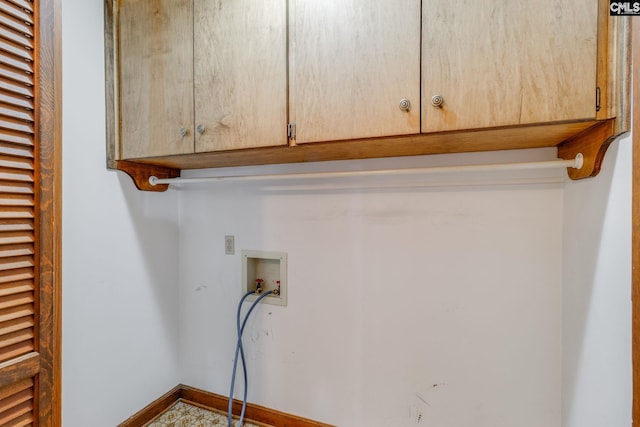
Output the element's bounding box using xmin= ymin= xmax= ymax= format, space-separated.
xmin=178 ymin=149 xmax=564 ymax=426
xmin=562 ymin=134 xmax=632 ymax=427
xmin=60 ymin=3 xmax=632 ymax=426
xmin=61 ymin=1 xmax=181 ymax=425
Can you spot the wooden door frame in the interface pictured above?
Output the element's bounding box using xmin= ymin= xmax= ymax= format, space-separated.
xmin=633 ymin=17 xmax=640 ymax=427
xmin=35 ymin=0 xmax=62 ymax=425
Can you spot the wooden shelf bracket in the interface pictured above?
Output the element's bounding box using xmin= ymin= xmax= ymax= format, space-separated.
xmin=558 ymin=119 xmax=623 ymax=180
xmin=116 ymin=161 xmax=180 ymax=192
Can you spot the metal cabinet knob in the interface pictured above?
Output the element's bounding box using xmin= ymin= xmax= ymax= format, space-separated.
xmin=196 ymin=124 xmax=206 ymax=135
xmin=431 ymin=95 xmax=444 ymax=108
xmin=179 ymin=127 xmax=188 ymax=137
xmin=399 ymin=98 xmax=411 ymax=112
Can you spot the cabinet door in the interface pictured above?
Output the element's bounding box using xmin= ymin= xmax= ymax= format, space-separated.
xmin=119 ymin=0 xmax=194 ymax=158
xmin=290 ymin=0 xmax=421 ymax=144
xmin=422 ymin=0 xmax=598 ymax=133
xmin=194 ymin=0 xmax=288 ymax=152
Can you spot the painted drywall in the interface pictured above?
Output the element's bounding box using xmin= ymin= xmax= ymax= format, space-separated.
xmin=59 ymin=2 xmax=632 ymax=425
xmin=61 ymin=1 xmax=181 ymax=425
xmin=177 ymin=149 xmax=564 ymax=426
xmin=562 ymin=134 xmax=632 ymax=427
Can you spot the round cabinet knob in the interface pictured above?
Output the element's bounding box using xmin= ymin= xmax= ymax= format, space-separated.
xmin=179 ymin=127 xmax=188 ymax=137
xmin=398 ymin=98 xmax=411 ymax=112
xmin=431 ymin=95 xmax=444 ymax=108
xmin=196 ymin=124 xmax=206 ymax=135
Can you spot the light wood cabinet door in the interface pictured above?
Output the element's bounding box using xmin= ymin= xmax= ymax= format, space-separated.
xmin=119 ymin=0 xmax=194 ymax=158
xmin=290 ymin=0 xmax=421 ymax=144
xmin=194 ymin=0 xmax=288 ymax=152
xmin=422 ymin=0 xmax=598 ymax=133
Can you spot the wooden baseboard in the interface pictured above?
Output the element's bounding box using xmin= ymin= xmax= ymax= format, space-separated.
xmin=118 ymin=385 xmax=182 ymax=427
xmin=118 ymin=384 xmax=335 ymax=427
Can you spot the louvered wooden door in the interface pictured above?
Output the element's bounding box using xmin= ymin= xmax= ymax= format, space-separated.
xmin=0 ymin=0 xmax=61 ymax=426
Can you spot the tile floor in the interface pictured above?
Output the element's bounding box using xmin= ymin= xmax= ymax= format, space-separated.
xmin=145 ymin=400 xmax=265 ymax=427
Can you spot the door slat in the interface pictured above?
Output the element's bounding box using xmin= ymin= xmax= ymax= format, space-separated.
xmin=0 ymin=291 xmax=32 ymax=310
xmin=0 ymin=244 xmax=33 ymax=258
xmin=0 ymin=339 xmax=32 ymax=363
xmin=0 ymin=2 xmax=31 ymax=25
xmin=0 ymin=378 xmax=32 ymax=402
xmin=0 ymin=399 xmax=32 ymax=425
xmin=0 ymin=387 xmax=31 ymax=415
xmin=0 ymin=280 xmax=32 ymax=297
xmin=0 ymin=316 xmax=33 ymax=336
xmin=3 ymin=0 xmax=32 ymax=14
xmin=0 ymin=268 xmax=32 ymax=284
xmin=0 ymin=327 xmax=32 ymax=349
xmin=0 ymin=1 xmax=39 ymax=425
xmin=0 ymin=303 xmax=32 ymax=323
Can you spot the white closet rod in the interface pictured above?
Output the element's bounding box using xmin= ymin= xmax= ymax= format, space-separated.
xmin=149 ymin=153 xmax=583 ymax=186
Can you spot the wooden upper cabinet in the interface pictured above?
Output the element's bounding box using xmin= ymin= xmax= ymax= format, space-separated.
xmin=193 ymin=0 xmax=287 ymax=152
xmin=422 ymin=0 xmax=599 ymax=133
xmin=109 ymin=0 xmax=628 ymax=187
xmin=118 ymin=0 xmax=287 ymax=158
xmin=289 ymin=0 xmax=421 ymax=144
xmin=119 ymin=0 xmax=194 ymax=158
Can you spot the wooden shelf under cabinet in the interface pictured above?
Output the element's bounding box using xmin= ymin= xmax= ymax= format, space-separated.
xmin=112 ymin=118 xmax=624 ymax=192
